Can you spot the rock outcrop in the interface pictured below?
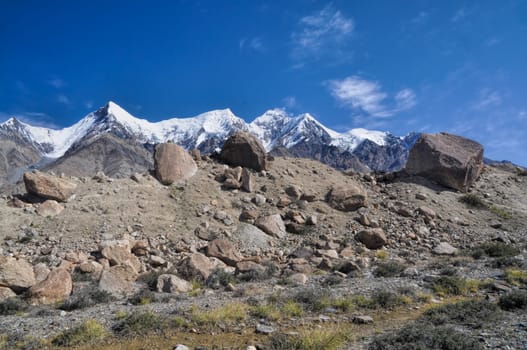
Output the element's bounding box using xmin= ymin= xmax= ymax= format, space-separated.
xmin=154 ymin=143 xmax=198 ymax=185
xmin=28 ymin=268 xmax=72 ymax=305
xmin=219 ymin=132 xmax=268 ymax=171
xmin=405 ymin=133 xmax=484 ymax=192
xmin=327 ymin=184 xmax=367 ymax=212
xmin=23 ymin=171 xmax=77 ymax=202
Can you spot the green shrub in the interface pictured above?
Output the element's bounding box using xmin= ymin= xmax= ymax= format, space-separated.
xmin=498 ymin=290 xmax=527 ymax=311
xmin=374 ymin=261 xmax=407 ymax=277
xmin=269 ymin=328 xmax=347 ymax=350
xmin=60 ymin=287 xmax=114 ymax=311
xmin=432 ymin=276 xmax=479 ymax=296
xmin=113 ymin=311 xmax=168 ymax=336
xmin=369 ymin=324 xmax=483 ymax=350
xmin=206 ymin=268 xmax=237 ymax=289
xmin=0 ymin=297 xmax=28 ymax=316
xmin=505 ymin=269 xmax=527 ymax=286
xmin=459 ymin=194 xmax=486 ymax=208
xmin=422 ymin=300 xmax=501 ymax=329
xmin=370 ymin=290 xmax=410 ymax=309
xmin=52 ymin=319 xmax=107 ymax=347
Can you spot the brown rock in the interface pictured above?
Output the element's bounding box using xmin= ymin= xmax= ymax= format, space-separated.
xmin=397 ymin=207 xmax=414 ymax=217
xmin=190 ymin=149 xmax=201 ymax=161
xmin=0 ymin=256 xmax=36 ymax=292
xmin=156 ymin=274 xmax=191 ymax=293
xmin=0 ymin=286 xmax=16 ymax=301
xmin=356 ymin=228 xmax=388 ymax=249
xmin=132 ymin=241 xmax=149 ymax=256
xmin=206 ymin=239 xmax=243 ymax=266
xmin=98 ymin=265 xmax=137 ymax=297
xmin=235 ymin=261 xmax=266 ymax=274
xmin=285 ymin=185 xmax=303 ymax=200
xmin=36 ymin=200 xmax=64 ymax=217
xmin=255 ymin=214 xmax=286 ymax=238
xmin=224 ymin=166 xmax=243 ymax=181
xmin=33 ymin=263 xmax=51 ymax=283
xmin=241 ymin=168 xmax=255 ymax=192
xmin=327 ymin=184 xmax=367 ymax=211
xmin=239 ymin=209 xmax=258 ymax=222
xmin=23 ymin=171 xmax=77 ymax=202
xmin=179 ymin=253 xmax=215 ymax=280
xmin=418 ymin=206 xmax=436 ymax=219
xmin=101 ymin=244 xmax=142 ymax=273
xmin=219 ymin=132 xmax=268 ymax=171
xmin=223 ymin=178 xmax=241 ymax=189
xmin=154 ymin=143 xmax=197 ymax=185
xmin=405 ymin=133 xmax=484 ymax=192
xmin=78 ymin=261 xmax=103 ymax=276
xmin=28 ymin=268 xmax=72 ymax=305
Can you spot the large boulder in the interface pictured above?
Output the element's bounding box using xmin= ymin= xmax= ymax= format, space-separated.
xmin=255 ymin=214 xmax=286 ymax=239
xmin=0 ymin=256 xmax=36 ymax=293
xmin=156 ymin=274 xmax=191 ymax=293
xmin=0 ymin=287 xmax=16 ymax=301
xmin=405 ymin=133 xmax=484 ymax=192
xmin=23 ymin=171 xmax=77 ymax=202
xmin=327 ymin=184 xmax=367 ymax=211
xmin=219 ymin=132 xmax=268 ymax=171
xmin=28 ymin=268 xmax=72 ymax=305
xmin=355 ymin=228 xmax=387 ymax=249
xmin=206 ymin=239 xmax=243 ymax=266
xmin=154 ymin=143 xmax=197 ymax=185
xmin=98 ymin=264 xmax=138 ymax=297
xmin=179 ymin=253 xmax=215 ymax=280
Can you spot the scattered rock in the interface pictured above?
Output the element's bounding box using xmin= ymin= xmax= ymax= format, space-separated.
xmin=327 ymin=184 xmax=367 ymax=211
xmin=405 ymin=132 xmax=484 ymax=192
xmin=28 ymin=268 xmax=72 ymax=305
xmin=23 ymin=171 xmax=77 ymax=202
xmin=433 ymin=242 xmax=458 ymax=255
xmin=255 ymin=214 xmax=286 ymax=238
xmin=241 ymin=168 xmax=255 ymax=192
xmin=0 ymin=286 xmax=16 ymax=301
xmin=98 ymin=265 xmax=138 ymax=297
xmin=36 ymin=200 xmax=64 ymax=217
xmin=219 ymin=132 xmax=268 ymax=171
xmin=355 ymin=228 xmax=387 ymax=249
xmin=206 ymin=239 xmax=243 ymax=266
xmin=154 ymin=143 xmax=198 ymax=185
xmin=156 ymin=274 xmax=191 ymax=293
xmin=353 ymin=315 xmax=374 ymax=324
xmin=256 ymin=324 xmax=275 ymax=335
xmin=179 ymin=253 xmax=215 ymax=280
xmin=0 ymin=256 xmax=36 ymax=293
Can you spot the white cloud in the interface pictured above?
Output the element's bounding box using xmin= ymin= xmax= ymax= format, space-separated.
xmin=48 ymin=78 xmax=66 ymax=89
xmin=328 ymin=76 xmax=417 ymax=119
xmin=57 ymin=94 xmax=71 ymax=105
xmin=411 ymin=11 xmax=429 ymax=24
xmin=328 ymin=76 xmax=390 ymax=117
xmin=239 ymin=37 xmax=265 ymax=52
xmin=451 ymin=8 xmax=467 ymax=22
xmin=395 ymin=88 xmax=417 ymax=110
xmin=291 ymin=5 xmax=353 ymax=60
xmin=472 ymin=89 xmax=502 ymax=110
xmin=282 ymin=96 xmax=297 ymax=109
xmin=84 ymin=101 xmax=94 ymax=109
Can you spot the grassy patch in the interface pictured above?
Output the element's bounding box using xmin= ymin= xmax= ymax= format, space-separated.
xmin=505 ymin=269 xmax=527 ymax=286
xmin=250 ymin=304 xmax=281 ymax=321
xmin=432 ymin=276 xmax=480 ymax=297
xmin=374 ymin=261 xmax=407 ymax=277
xmin=52 ymin=319 xmax=108 ymax=347
xmin=498 ymin=290 xmax=527 ymax=311
xmin=191 ymin=302 xmax=248 ymax=328
xmin=471 ymin=242 xmax=520 ymax=259
xmin=269 ymin=328 xmax=348 ymax=350
xmin=113 ymin=311 xmax=168 ymax=336
xmin=374 ymin=250 xmax=388 ymax=260
xmin=488 ymin=205 xmax=512 ymax=219
xmin=281 ymin=300 xmax=304 ymax=317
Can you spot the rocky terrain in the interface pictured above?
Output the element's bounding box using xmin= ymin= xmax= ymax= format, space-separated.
xmin=0 ymin=132 xmax=526 ymax=350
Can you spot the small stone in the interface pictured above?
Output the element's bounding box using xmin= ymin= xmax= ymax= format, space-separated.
xmin=353 ymin=315 xmax=374 ymax=324
xmin=433 ymin=242 xmax=458 ymax=255
xmin=256 ymin=324 xmax=275 ymax=335
xmin=149 ymin=255 xmax=167 ymax=267
xmin=288 ymin=273 xmax=308 ymax=285
xmin=415 ymin=193 xmax=427 ymax=200
xmin=173 ymin=345 xmax=190 ymax=350
xmin=253 ymin=194 xmax=266 ymax=206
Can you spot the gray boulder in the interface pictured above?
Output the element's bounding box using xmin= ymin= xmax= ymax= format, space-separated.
xmin=219 ymin=132 xmax=268 ymax=171
xmin=154 ymin=143 xmax=197 ymax=185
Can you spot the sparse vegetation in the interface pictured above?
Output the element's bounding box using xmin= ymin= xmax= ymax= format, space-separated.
xmin=269 ymin=328 xmax=348 ymax=350
xmin=505 ymin=268 xmax=527 ymax=286
xmin=374 ymin=261 xmax=407 ymax=277
xmin=250 ymin=304 xmax=281 ymax=321
xmin=206 ymin=268 xmax=237 ymax=289
xmin=191 ymin=303 xmax=248 ymax=327
xmin=52 ymin=319 xmax=108 ymax=347
xmin=0 ymin=297 xmax=28 ymax=316
xmin=498 ymin=290 xmax=527 ymax=311
xmin=432 ymin=276 xmax=480 ymax=296
xmin=113 ymin=311 xmax=168 ymax=336
xmin=60 ymin=287 xmax=114 ymax=311
xmin=459 ymin=193 xmax=487 ymax=208
xmin=422 ymin=299 xmax=502 ymax=328
xmin=489 ymin=205 xmax=512 ymax=219
xmin=471 ymin=241 xmax=520 ymax=259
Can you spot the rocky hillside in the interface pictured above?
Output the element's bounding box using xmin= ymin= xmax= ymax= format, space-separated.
xmin=0 ymin=132 xmax=526 ymax=349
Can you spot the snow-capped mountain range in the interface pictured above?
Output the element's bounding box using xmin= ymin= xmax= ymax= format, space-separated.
xmin=0 ymin=101 xmax=419 ymax=184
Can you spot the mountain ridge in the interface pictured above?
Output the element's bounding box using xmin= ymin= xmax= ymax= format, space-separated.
xmin=0 ymin=101 xmax=419 ymax=187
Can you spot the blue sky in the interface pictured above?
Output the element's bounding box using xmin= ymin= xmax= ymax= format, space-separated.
xmin=1 ymin=0 xmax=526 ymax=165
